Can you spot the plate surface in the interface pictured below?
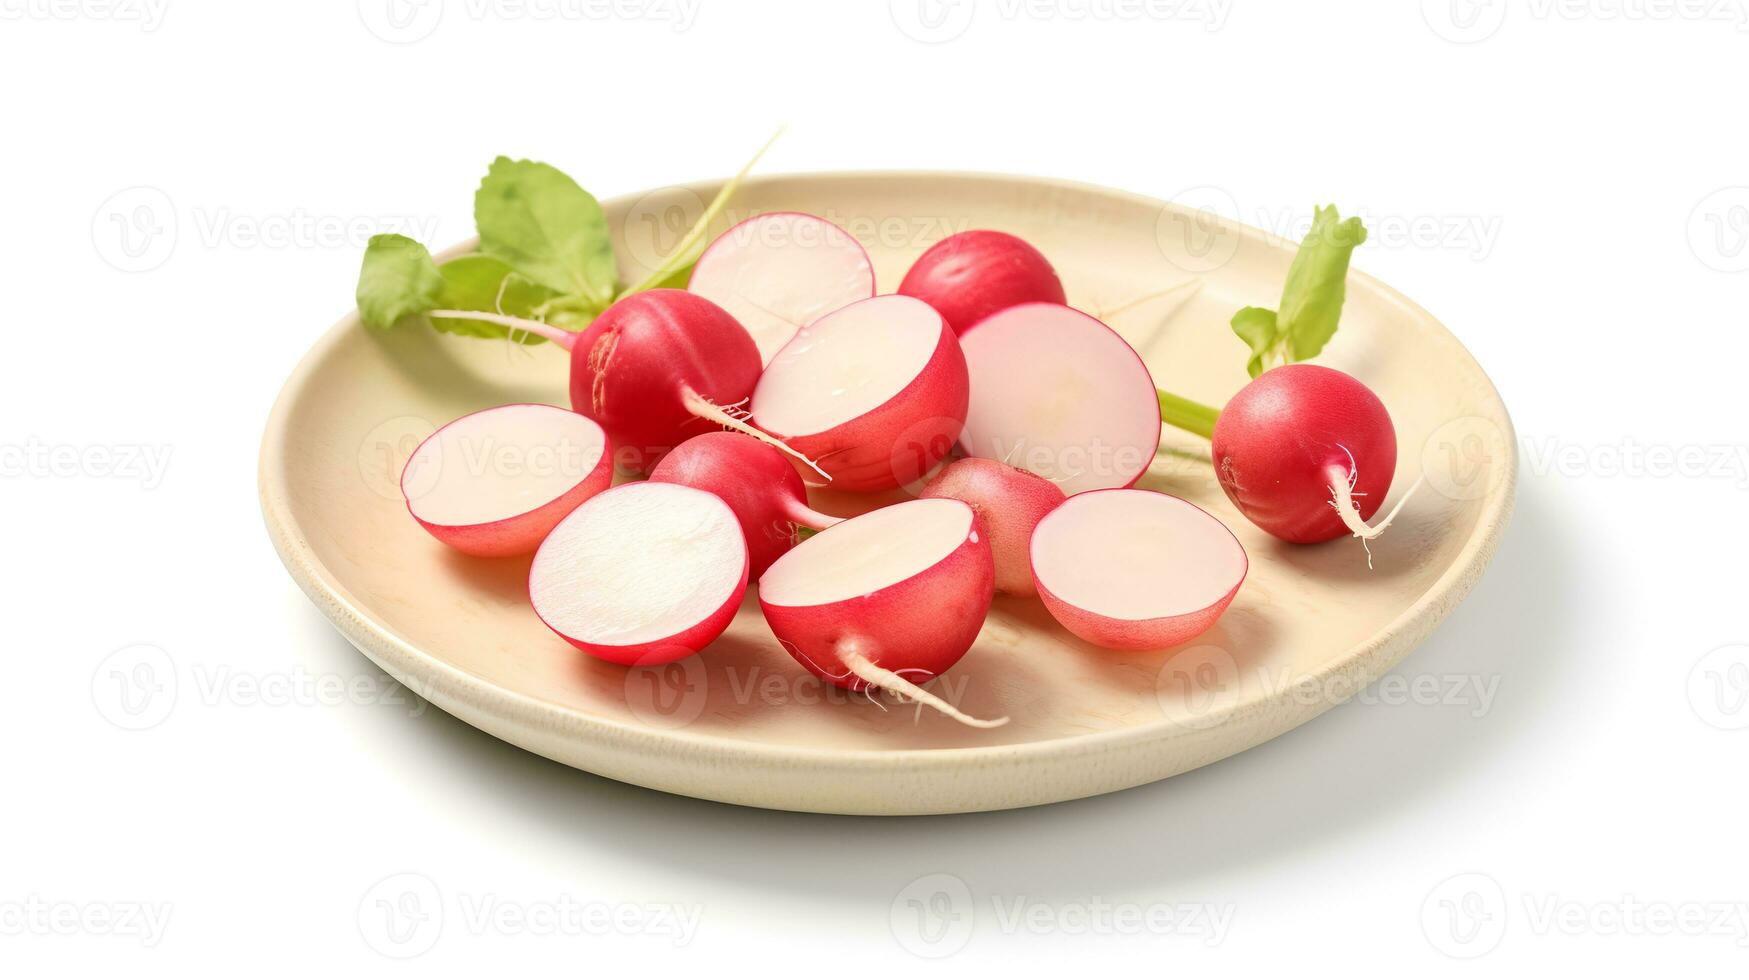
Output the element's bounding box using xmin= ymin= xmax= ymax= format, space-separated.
xmin=260 ymin=172 xmax=1516 ymax=815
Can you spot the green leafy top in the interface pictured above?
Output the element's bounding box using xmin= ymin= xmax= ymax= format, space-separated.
xmin=1230 ymin=205 xmax=1368 ymax=378
xmin=352 ymin=138 xmax=775 ymax=344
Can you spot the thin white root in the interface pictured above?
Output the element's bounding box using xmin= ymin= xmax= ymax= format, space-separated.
xmin=679 ymin=386 xmax=832 ymax=483
xmin=429 ymin=309 xmax=576 ymax=350
xmin=1327 ymin=455 xmax=1425 ymax=569
xmin=840 ymin=647 xmax=1007 ymax=730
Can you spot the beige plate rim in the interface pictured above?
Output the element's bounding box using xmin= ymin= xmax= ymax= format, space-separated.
xmin=259 ymin=169 xmax=1517 ymax=775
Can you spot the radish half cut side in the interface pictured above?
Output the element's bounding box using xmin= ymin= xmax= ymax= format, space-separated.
xmin=401 ymin=403 xmax=612 ymax=558
xmin=758 ymin=498 xmax=1003 ymax=728
xmin=957 ymin=302 xmax=1160 ymax=496
xmin=1030 ymin=489 xmax=1247 ymax=651
xmin=689 ymin=211 xmax=876 ymax=366
xmin=530 ymin=482 xmax=749 ymax=666
xmin=752 ymin=294 xmax=969 ymax=492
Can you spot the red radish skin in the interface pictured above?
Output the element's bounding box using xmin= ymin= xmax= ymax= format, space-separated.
xmin=433 ymin=290 xmax=818 ymax=477
xmin=688 ymin=211 xmax=876 ymax=366
xmin=752 ymin=294 xmax=969 ymax=492
xmin=400 ymin=404 xmax=612 ymax=558
xmin=957 ymin=302 xmax=1161 ymax=495
xmin=1030 ymin=490 xmax=1247 ymax=651
xmin=758 ymin=498 xmax=1003 ymax=728
xmin=649 ymin=432 xmax=843 ymax=577
xmin=899 ymin=230 xmax=1067 ymax=336
xmin=921 ymin=457 xmax=1066 ymax=596
xmin=1211 ymin=364 xmax=1408 ymax=546
xmin=530 ymin=482 xmax=748 ymax=666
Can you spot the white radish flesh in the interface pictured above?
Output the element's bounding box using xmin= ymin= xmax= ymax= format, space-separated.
xmin=530 ymin=482 xmax=748 ymax=666
xmin=1030 ymin=489 xmax=1246 ymax=651
xmin=957 ymin=302 xmax=1160 ymax=495
xmin=752 ymin=294 xmax=968 ymax=491
xmin=689 ymin=211 xmax=876 ymax=366
xmin=402 ymin=403 xmax=612 ymax=558
xmin=758 ymin=498 xmax=1003 ymax=728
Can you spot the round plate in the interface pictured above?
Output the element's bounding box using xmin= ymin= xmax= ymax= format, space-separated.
xmin=259 ymin=172 xmax=1516 ymax=815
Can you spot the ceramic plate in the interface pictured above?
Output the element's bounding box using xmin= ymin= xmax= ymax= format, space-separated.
xmin=260 ymin=172 xmax=1516 ymax=815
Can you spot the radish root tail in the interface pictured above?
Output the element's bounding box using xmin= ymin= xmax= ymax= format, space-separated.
xmin=840 ymin=643 xmax=1007 ymax=729
xmin=680 ymin=386 xmax=831 ymax=483
xmin=1326 ymin=451 xmax=1424 ymax=569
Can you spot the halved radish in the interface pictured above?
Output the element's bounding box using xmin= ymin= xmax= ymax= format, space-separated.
xmin=648 ymin=432 xmax=843 ymax=577
xmin=898 ymin=230 xmax=1067 ymax=335
xmin=1030 ymin=489 xmax=1246 ymax=651
xmin=401 ymin=403 xmax=612 ymax=558
xmin=758 ymin=498 xmax=1003 ymax=728
xmin=689 ymin=212 xmax=876 ymax=365
xmin=530 ymin=481 xmax=748 ymax=666
xmin=957 ymin=302 xmax=1160 ymax=495
xmin=751 ymin=294 xmax=969 ymax=492
xmin=920 ymin=457 xmax=1065 ymax=596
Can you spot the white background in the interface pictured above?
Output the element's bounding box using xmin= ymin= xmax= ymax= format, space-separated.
xmin=3 ymin=0 xmax=1746 ymax=974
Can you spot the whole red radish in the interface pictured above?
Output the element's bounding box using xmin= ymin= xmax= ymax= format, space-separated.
xmin=899 ymin=230 xmax=1067 ymax=335
xmin=1031 ymin=489 xmax=1246 ymax=651
xmin=752 ymin=294 xmax=969 ymax=492
xmin=1211 ymin=364 xmax=1399 ymax=544
xmin=530 ymin=481 xmax=748 ymax=666
xmin=400 ymin=404 xmax=613 ymax=558
xmin=921 ymin=457 xmax=1065 ymax=596
xmin=565 ymin=289 xmax=765 ymax=474
xmin=758 ymin=498 xmax=1002 ymax=728
xmin=649 ymin=432 xmax=843 ymax=577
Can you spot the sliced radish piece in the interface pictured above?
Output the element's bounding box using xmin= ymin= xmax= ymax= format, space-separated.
xmin=401 ymin=403 xmax=611 ymax=558
xmin=920 ymin=457 xmax=1065 ymax=596
xmin=530 ymin=482 xmax=748 ymax=666
xmin=957 ymin=302 xmax=1160 ymax=496
xmin=689 ymin=212 xmax=876 ymax=366
xmin=752 ymin=294 xmax=969 ymax=492
xmin=758 ymin=498 xmax=1002 ymax=728
xmin=648 ymin=432 xmax=842 ymax=578
xmin=1030 ymin=489 xmax=1246 ymax=651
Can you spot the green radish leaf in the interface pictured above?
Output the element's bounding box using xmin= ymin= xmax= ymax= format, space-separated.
xmin=356 ymin=234 xmax=444 ymax=330
xmin=475 ymin=157 xmax=618 ymax=305
xmin=1229 ymin=306 xmax=1279 ymax=380
xmin=1228 ymin=205 xmax=1367 ymax=377
xmin=432 ymin=254 xmax=566 ymax=345
xmin=646 ymin=260 xmax=695 ymax=291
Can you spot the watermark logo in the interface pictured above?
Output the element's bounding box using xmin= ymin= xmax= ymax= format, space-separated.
xmin=624 ymin=658 xmax=710 ymax=730
xmin=91 ymin=644 xmax=178 ymax=731
xmin=358 ymin=0 xmax=444 ymax=42
xmin=358 ymin=415 xmax=438 ymax=502
xmin=1156 ymin=185 xmax=1243 ymax=274
xmin=1421 ymin=415 xmax=1511 ymax=501
xmin=1688 ymin=186 xmax=1749 ymax=272
xmin=1422 ymin=0 xmax=1508 ymax=42
xmin=358 ymin=873 xmax=444 ymax=958
xmin=620 ymin=186 xmax=707 ymax=279
xmin=1422 ymin=872 xmax=1508 ymax=958
xmin=1688 ymin=644 xmax=1749 ymax=730
xmin=92 ymin=186 xmax=176 ymax=273
xmin=889 ymin=0 xmax=977 ymax=42
xmin=891 ymin=873 xmax=976 ymax=958
xmin=1155 ymin=643 xmax=1243 ymax=730
xmin=1 ymin=439 xmax=174 ymax=489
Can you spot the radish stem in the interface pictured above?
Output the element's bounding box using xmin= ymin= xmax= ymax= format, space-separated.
xmin=679 ymin=386 xmax=831 ymax=483
xmin=429 ymin=309 xmax=575 ymax=349
xmin=1158 ymin=390 xmax=1221 ymax=440
xmin=839 ymin=642 xmax=1008 ymax=729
